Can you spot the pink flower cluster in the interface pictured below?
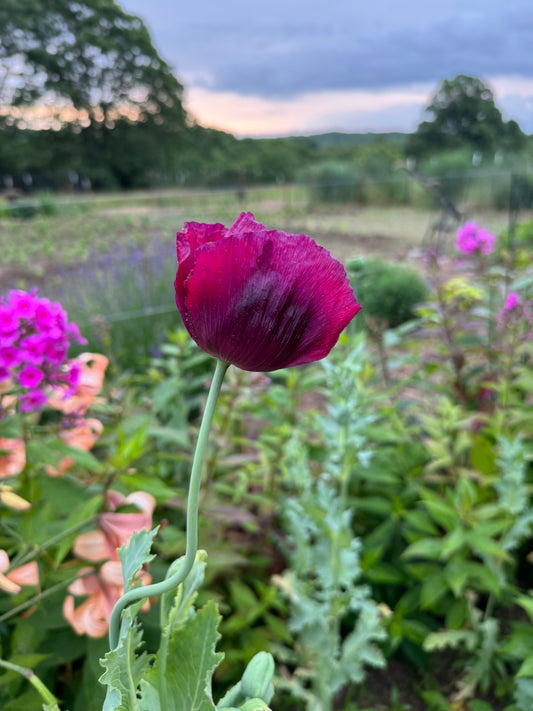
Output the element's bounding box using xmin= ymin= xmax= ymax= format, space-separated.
xmin=0 ymin=290 xmax=87 ymax=412
xmin=455 ymin=222 xmax=496 ymax=255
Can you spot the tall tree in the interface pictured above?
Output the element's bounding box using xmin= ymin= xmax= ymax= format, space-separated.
xmin=0 ymin=0 xmax=188 ymax=187
xmin=406 ymin=74 xmax=525 ymax=159
xmin=0 ymin=0 xmax=186 ymax=129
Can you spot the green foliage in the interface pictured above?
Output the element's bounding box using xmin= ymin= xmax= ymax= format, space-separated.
xmin=305 ymin=161 xmax=363 ymax=204
xmin=3 ymin=214 xmax=533 ymax=710
xmin=348 ymin=257 xmax=428 ymax=329
xmin=275 ymin=340 xmax=386 ymax=711
xmin=99 ymin=538 xmax=275 ymax=711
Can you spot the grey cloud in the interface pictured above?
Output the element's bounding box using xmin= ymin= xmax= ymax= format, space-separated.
xmin=121 ymin=0 xmax=533 ymax=97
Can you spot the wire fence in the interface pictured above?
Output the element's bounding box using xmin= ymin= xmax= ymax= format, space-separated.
xmin=2 ymin=168 xmax=533 ymax=216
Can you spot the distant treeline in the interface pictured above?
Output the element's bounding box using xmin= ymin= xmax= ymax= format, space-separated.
xmin=2 ymin=121 xmax=533 ymax=217
xmin=0 ymin=121 xmax=411 ymax=192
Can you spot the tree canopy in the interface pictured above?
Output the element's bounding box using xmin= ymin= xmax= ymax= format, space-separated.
xmin=406 ymin=74 xmax=526 ymax=159
xmin=0 ymin=0 xmax=186 ymax=131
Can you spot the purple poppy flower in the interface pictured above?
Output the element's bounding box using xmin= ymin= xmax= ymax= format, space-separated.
xmin=175 ymin=212 xmax=361 ymax=371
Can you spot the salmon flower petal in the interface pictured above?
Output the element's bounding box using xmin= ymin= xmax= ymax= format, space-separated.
xmin=175 ymin=212 xmax=361 ymax=372
xmin=6 ymin=561 xmax=39 ymax=588
xmin=46 ymin=418 xmax=103 ymax=477
xmin=48 ymin=352 xmax=108 ymax=414
xmin=63 ymin=562 xmax=151 ymax=637
xmin=0 ymin=550 xmax=39 ymax=593
xmin=99 ymin=491 xmax=156 ymax=555
xmin=73 ymin=491 xmax=156 ymax=562
xmin=73 ymin=529 xmax=110 ymax=562
xmin=0 ymin=438 xmax=26 ymax=479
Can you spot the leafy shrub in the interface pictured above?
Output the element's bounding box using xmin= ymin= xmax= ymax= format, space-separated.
xmin=36 ymin=191 xmax=60 ymax=216
xmin=304 ymin=160 xmax=363 ymax=204
xmin=348 ymin=257 xmax=428 ymax=328
xmin=9 ymin=200 xmax=39 ymax=219
xmin=417 ymin=148 xmax=475 ymax=203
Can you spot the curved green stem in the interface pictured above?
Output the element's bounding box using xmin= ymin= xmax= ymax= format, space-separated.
xmin=0 ymin=658 xmax=60 ymax=709
xmin=108 ymin=358 xmax=229 ymax=650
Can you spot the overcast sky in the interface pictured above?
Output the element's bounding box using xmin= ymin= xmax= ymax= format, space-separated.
xmin=120 ymin=0 xmax=533 ymax=137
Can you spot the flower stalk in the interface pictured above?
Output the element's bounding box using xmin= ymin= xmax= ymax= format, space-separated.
xmin=108 ymin=358 xmax=229 ymax=650
xmin=0 ymin=659 xmax=60 ymax=709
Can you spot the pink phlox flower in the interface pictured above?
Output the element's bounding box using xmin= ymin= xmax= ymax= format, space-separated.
xmin=0 ymin=438 xmax=26 ymax=478
xmin=67 ymin=322 xmax=88 ymax=345
xmin=44 ymin=340 xmax=68 ymax=365
xmin=19 ymin=334 xmax=47 ymax=365
xmin=0 ymin=290 xmax=87 ymax=414
xmin=34 ymin=299 xmax=56 ymax=331
xmin=18 ymin=365 xmax=44 ymax=389
xmin=19 ymin=389 xmax=48 ymax=413
xmin=476 ymin=228 xmax=496 ymax=254
xmin=456 ymin=222 xmax=496 ymax=255
xmin=0 ymin=332 xmax=19 ymax=348
xmin=0 ymin=549 xmax=39 ymax=594
xmin=63 ymin=561 xmax=151 ymax=638
xmin=0 ymin=306 xmax=19 ymax=334
xmin=504 ymin=292 xmax=523 ymax=311
xmin=73 ymin=490 xmax=156 ymax=562
xmin=0 ymin=346 xmax=22 ymax=369
xmin=7 ymin=290 xmax=38 ymax=320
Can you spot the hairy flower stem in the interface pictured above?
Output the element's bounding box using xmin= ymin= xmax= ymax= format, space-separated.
xmin=108 ymin=358 xmax=229 ymax=651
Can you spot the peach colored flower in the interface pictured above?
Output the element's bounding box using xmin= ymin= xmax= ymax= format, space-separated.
xmin=0 ymin=549 xmax=39 ymax=594
xmin=49 ymin=352 xmax=109 ymax=415
xmin=0 ymin=438 xmax=26 ymax=479
xmin=63 ymin=561 xmax=151 ymax=638
xmin=46 ymin=417 xmax=103 ymax=477
xmin=74 ymin=491 xmax=156 ymax=562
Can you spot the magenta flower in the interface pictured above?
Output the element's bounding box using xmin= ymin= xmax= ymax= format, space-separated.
xmin=20 ymin=389 xmax=48 ymax=412
xmin=0 ymin=307 xmax=19 ymax=334
xmin=175 ymin=212 xmax=361 ymax=371
xmin=456 ymin=222 xmax=496 ymax=255
xmin=8 ymin=290 xmax=38 ymax=319
xmin=0 ymin=289 xmax=87 ymax=413
xmin=19 ymin=334 xmax=46 ymax=365
xmin=18 ymin=365 xmax=44 ymax=389
xmin=504 ymin=292 xmax=522 ymax=311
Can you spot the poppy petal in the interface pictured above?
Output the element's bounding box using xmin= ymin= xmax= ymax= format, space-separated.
xmin=177 ymin=218 xmax=360 ymax=371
